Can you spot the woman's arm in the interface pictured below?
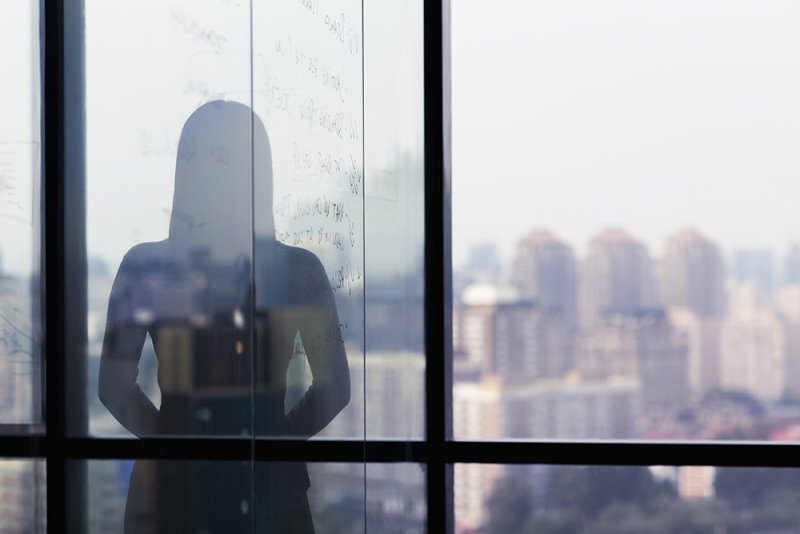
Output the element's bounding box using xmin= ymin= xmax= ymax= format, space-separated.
xmin=284 ymin=255 xmax=350 ymax=437
xmin=98 ymin=250 xmax=160 ymax=437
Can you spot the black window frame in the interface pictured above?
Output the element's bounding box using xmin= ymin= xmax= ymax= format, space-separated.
xmin=1 ymin=1 xmax=798 ymax=532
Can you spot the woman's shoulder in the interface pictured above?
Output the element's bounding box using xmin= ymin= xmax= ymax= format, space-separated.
xmin=117 ymin=240 xmax=171 ymax=274
xmin=260 ymin=240 xmax=326 ymax=273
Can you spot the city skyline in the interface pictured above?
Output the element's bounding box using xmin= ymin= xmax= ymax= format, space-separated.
xmin=458 ymin=226 xmax=800 ymax=286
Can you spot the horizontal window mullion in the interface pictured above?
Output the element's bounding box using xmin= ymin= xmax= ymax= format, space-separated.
xmin=0 ymin=436 xmax=47 ymax=458
xmin=8 ymin=436 xmax=800 ymax=467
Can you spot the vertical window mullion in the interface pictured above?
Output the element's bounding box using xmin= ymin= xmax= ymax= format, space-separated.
xmin=424 ymin=0 xmax=453 ymax=531
xmin=44 ymin=0 xmax=87 ymax=531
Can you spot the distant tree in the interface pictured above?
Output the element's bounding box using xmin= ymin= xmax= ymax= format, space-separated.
xmin=742 ymin=487 xmax=800 ymax=531
xmin=485 ymin=475 xmax=535 ymax=534
xmin=546 ymin=466 xmax=675 ymax=519
xmin=645 ymin=497 xmax=732 ymax=533
xmin=315 ymin=495 xmax=365 ymax=534
xmin=485 ymin=465 xmax=800 ymax=533
xmin=715 ymin=468 xmax=800 ymax=509
xmin=524 ymin=509 xmax=581 ymax=534
xmin=701 ymin=390 xmax=764 ymax=417
xmin=716 ymin=469 xmax=800 ymax=531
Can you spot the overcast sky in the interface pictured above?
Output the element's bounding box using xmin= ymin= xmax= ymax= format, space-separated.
xmin=3 ymin=1 xmax=800 ymax=275
xmin=452 ymin=0 xmax=800 ymax=267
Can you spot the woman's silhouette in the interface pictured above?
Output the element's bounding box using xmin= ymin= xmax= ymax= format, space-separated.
xmin=99 ymin=101 xmax=350 ymax=533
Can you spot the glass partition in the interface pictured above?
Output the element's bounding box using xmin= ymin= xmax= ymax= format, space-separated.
xmin=252 ymin=0 xmax=364 ymax=440
xmin=363 ymin=0 xmax=426 ymax=441
xmin=0 ymin=0 xmax=42 ymax=428
xmin=80 ymin=0 xmax=367 ymax=530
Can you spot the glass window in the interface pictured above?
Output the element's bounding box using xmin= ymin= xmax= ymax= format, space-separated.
xmin=0 ymin=0 xmax=42 ymax=428
xmin=0 ymin=460 xmax=45 ymax=532
xmin=363 ymin=0 xmax=425 ymax=440
xmin=457 ymin=464 xmax=800 ymax=533
xmin=452 ymin=0 xmax=800 ymax=442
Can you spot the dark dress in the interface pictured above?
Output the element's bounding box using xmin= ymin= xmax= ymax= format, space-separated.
xmin=103 ymin=239 xmax=348 ymax=533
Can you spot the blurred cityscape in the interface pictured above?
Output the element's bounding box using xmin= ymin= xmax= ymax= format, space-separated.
xmin=9 ymin=221 xmax=800 ymax=531
xmin=0 ymin=257 xmax=45 ymax=532
xmin=453 ymin=228 xmax=800 ymax=530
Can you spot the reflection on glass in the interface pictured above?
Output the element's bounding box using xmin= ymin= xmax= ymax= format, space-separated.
xmin=88 ymin=460 xmax=257 ymax=533
xmin=0 ymin=460 xmax=45 ymax=532
xmin=84 ymin=0 xmax=367 ymax=529
xmin=365 ymin=463 xmax=425 ymax=533
xmin=86 ymin=461 xmax=366 ymax=534
xmin=363 ymin=0 xmax=425 ymax=440
xmin=85 ymin=0 xmax=366 ymax=441
xmin=453 ymin=1 xmax=800 ymax=442
xmin=0 ymin=0 xmax=41 ymax=427
xmin=457 ymin=464 xmax=800 ymax=533
xmin=98 ymin=102 xmax=350 ymax=532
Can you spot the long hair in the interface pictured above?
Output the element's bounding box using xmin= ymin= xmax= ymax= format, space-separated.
xmin=168 ymin=100 xmax=275 ymax=262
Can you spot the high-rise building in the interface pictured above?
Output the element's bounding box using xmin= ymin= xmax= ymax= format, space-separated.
xmin=668 ymin=308 xmax=722 ymax=401
xmin=462 ymin=242 xmax=503 ymax=283
xmin=720 ymin=284 xmax=786 ymax=401
xmin=660 ymin=229 xmax=726 ymax=317
xmin=578 ymin=310 xmax=690 ymax=417
xmin=732 ymin=249 xmax=775 ymax=300
xmin=511 ymin=231 xmax=577 ymax=328
xmin=453 ymin=283 xmax=519 ymax=371
xmin=0 ymin=460 xmax=45 ymax=532
xmin=580 ymin=229 xmax=656 ymax=329
xmin=783 ymin=245 xmax=800 ymax=287
xmin=677 ymin=466 xmax=716 ymax=501
xmin=454 ymin=283 xmax=573 ymax=381
xmin=776 ymin=286 xmax=800 ymax=401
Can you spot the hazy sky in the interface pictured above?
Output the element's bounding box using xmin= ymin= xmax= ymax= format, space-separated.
xmin=4 ymin=1 xmax=799 ymax=275
xmin=452 ymin=0 xmax=800 ymax=267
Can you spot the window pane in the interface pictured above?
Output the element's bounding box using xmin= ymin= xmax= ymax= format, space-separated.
xmin=363 ymin=0 xmax=426 ymax=440
xmin=0 ymin=459 xmax=45 ymax=532
xmin=452 ymin=1 xmax=800 ymax=441
xmin=251 ymin=0 xmax=364 ymax=440
xmin=87 ymin=460 xmax=266 ymax=532
xmin=456 ymin=464 xmax=800 ymax=533
xmin=85 ymin=461 xmax=369 ymax=532
xmin=0 ymin=0 xmax=42 ymax=427
xmin=366 ymin=463 xmax=425 ymax=532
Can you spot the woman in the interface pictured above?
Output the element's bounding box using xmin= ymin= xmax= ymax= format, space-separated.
xmin=99 ymin=101 xmax=350 ymax=533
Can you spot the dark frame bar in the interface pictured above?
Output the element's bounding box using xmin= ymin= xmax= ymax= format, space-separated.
xmin=12 ymin=435 xmax=800 ymax=468
xmin=424 ymin=0 xmax=453 ymax=530
xmin=42 ymin=0 xmax=67 ymax=530
xmin=43 ymin=0 xmax=88 ymax=530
